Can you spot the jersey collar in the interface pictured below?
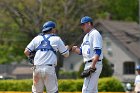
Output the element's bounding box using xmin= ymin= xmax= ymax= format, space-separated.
xmin=87 ymin=28 xmax=95 ymax=36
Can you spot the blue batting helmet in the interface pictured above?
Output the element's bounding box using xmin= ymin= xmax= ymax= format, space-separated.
xmin=136 ymin=65 xmax=140 ymax=70
xmin=42 ymin=21 xmax=56 ymax=32
xmin=80 ymin=16 xmax=93 ymax=25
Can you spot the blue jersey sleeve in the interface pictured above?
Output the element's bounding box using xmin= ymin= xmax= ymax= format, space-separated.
xmin=94 ymin=49 xmax=101 ymax=56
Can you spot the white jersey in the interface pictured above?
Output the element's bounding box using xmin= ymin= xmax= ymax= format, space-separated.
xmin=135 ymin=75 xmax=140 ymax=91
xmin=26 ymin=34 xmax=69 ymax=65
xmin=81 ymin=28 xmax=103 ymax=62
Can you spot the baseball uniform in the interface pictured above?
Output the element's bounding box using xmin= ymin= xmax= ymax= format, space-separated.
xmin=81 ymin=28 xmax=103 ymax=93
xmin=135 ymin=75 xmax=140 ymax=92
xmin=26 ymin=34 xmax=69 ymax=93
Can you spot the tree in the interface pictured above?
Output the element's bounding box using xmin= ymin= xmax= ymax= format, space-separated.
xmin=0 ymin=0 xmax=104 ymax=78
xmin=0 ymin=0 xmax=103 ymax=64
xmin=0 ymin=0 xmax=137 ymax=77
xmin=98 ymin=0 xmax=138 ymax=22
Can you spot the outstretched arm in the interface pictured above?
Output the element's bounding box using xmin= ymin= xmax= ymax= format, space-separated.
xmin=62 ymin=45 xmax=69 ymax=58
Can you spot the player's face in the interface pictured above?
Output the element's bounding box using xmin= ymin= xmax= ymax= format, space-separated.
xmin=80 ymin=23 xmax=85 ymax=29
xmin=52 ymin=28 xmax=58 ymax=34
xmin=80 ymin=23 xmax=90 ymax=33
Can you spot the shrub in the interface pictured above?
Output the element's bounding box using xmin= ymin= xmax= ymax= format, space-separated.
xmin=0 ymin=79 xmax=32 ymax=91
xmin=58 ymin=79 xmax=83 ymax=92
xmin=0 ymin=77 xmax=125 ymax=92
xmin=98 ymin=77 xmax=125 ymax=92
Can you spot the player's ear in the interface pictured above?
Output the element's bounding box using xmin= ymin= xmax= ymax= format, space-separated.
xmin=52 ymin=28 xmax=55 ymax=33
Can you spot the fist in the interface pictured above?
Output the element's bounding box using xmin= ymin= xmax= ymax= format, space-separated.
xmin=72 ymin=46 xmax=77 ymax=52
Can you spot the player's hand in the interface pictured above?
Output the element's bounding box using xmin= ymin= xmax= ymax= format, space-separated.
xmin=72 ymin=46 xmax=77 ymax=52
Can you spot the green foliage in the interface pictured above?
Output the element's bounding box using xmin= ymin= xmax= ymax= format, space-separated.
xmin=0 ymin=77 xmax=125 ymax=92
xmin=100 ymin=0 xmax=138 ymax=22
xmin=0 ymin=0 xmax=139 ymax=65
xmin=0 ymin=30 xmax=29 ymax=64
xmin=77 ymin=62 xmax=84 ymax=78
xmin=0 ymin=0 xmax=139 ymax=64
xmin=58 ymin=79 xmax=83 ymax=92
xmin=0 ymin=0 xmax=103 ymax=64
xmin=100 ymin=58 xmax=113 ymax=78
xmin=98 ymin=77 xmax=125 ymax=92
xmin=0 ymin=79 xmax=32 ymax=91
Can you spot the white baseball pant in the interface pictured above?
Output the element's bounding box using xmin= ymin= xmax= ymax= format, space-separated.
xmin=82 ymin=61 xmax=102 ymax=93
xmin=32 ymin=65 xmax=58 ymax=93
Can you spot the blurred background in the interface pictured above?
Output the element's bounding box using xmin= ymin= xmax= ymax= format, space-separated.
xmin=0 ymin=0 xmax=140 ymax=92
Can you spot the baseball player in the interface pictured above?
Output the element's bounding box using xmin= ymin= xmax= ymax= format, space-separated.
xmin=24 ymin=21 xmax=69 ymax=93
xmin=72 ymin=16 xmax=103 ymax=93
xmin=134 ymin=65 xmax=140 ymax=93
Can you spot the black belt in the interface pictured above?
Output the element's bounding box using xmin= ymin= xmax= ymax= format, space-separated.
xmin=86 ymin=60 xmax=101 ymax=63
xmin=47 ymin=64 xmax=53 ymax=66
xmin=33 ymin=64 xmax=53 ymax=70
xmin=35 ymin=64 xmax=53 ymax=67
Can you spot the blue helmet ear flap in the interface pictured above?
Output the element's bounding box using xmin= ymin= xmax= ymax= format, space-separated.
xmin=42 ymin=21 xmax=56 ymax=32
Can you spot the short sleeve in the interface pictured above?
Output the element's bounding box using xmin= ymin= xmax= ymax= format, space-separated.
xmin=57 ymin=38 xmax=68 ymax=55
xmin=92 ymin=31 xmax=102 ymax=49
xmin=26 ymin=37 xmax=37 ymax=52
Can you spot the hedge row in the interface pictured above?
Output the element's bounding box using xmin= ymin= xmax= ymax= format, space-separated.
xmin=0 ymin=77 xmax=125 ymax=92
